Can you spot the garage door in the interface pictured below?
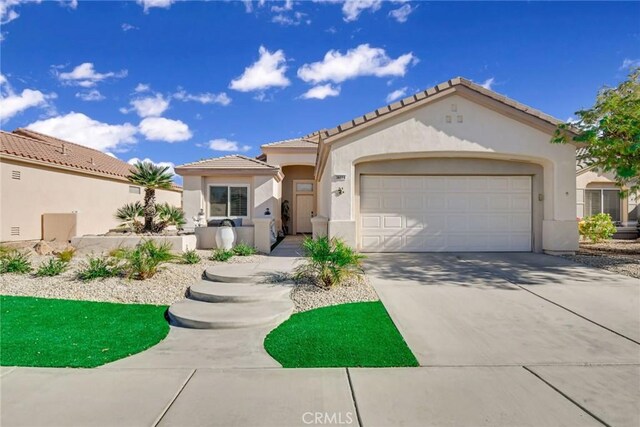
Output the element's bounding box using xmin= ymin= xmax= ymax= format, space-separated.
xmin=359 ymin=175 xmax=532 ymax=252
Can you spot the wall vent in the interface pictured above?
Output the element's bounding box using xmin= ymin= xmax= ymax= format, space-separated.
xmin=10 ymin=227 xmax=20 ymax=236
xmin=11 ymin=170 xmax=21 ymax=180
xmin=129 ymin=186 xmax=141 ymax=194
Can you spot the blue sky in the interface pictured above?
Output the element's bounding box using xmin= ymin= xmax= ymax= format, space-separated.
xmin=1 ymin=0 xmax=639 ymax=177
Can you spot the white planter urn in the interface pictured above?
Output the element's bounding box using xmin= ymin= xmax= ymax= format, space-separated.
xmin=215 ymin=226 xmax=235 ymax=250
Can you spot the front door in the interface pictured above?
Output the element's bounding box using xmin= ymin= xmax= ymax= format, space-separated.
xmin=295 ymin=194 xmax=313 ymax=234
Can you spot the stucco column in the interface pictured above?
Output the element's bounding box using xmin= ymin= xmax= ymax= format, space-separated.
xmin=253 ymin=218 xmax=274 ymax=254
xmin=311 ymin=216 xmax=328 ymax=238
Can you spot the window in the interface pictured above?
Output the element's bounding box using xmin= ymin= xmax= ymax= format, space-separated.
xmin=296 ymin=182 xmax=313 ymax=192
xmin=129 ymin=186 xmax=141 ymax=194
xmin=585 ymin=189 xmax=621 ymax=222
xmin=209 ymin=185 xmax=248 ymax=218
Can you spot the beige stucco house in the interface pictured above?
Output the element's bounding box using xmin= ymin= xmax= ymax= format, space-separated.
xmin=0 ymin=129 xmax=182 ymax=242
xmin=177 ymin=77 xmax=582 ymax=254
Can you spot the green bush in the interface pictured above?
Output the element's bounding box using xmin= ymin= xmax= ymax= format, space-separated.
xmin=180 ymin=249 xmax=201 ymax=264
xmin=233 ymin=243 xmax=257 ymax=256
xmin=156 ymin=203 xmax=186 ymax=229
xmin=0 ymin=250 xmax=32 ymax=274
xmin=579 ymin=213 xmax=617 ymax=243
xmin=115 ymin=202 xmax=144 ymax=232
xmin=210 ymin=248 xmax=234 ymax=262
xmin=35 ymin=258 xmax=69 ymax=277
xmin=57 ymin=248 xmax=76 ymax=263
xmin=294 ymin=236 xmax=365 ymax=288
xmin=77 ymin=255 xmax=121 ymax=281
xmin=112 ymin=240 xmax=175 ymax=280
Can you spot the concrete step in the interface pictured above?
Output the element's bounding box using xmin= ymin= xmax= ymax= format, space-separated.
xmin=188 ymin=280 xmax=292 ymax=303
xmin=168 ymin=299 xmax=294 ymax=329
xmin=204 ymin=263 xmax=287 ymax=283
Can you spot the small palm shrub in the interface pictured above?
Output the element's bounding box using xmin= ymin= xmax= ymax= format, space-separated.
xmin=210 ymin=248 xmax=234 ymax=262
xmin=128 ymin=162 xmax=174 ymax=233
xmin=113 ymin=240 xmax=174 ymax=280
xmin=181 ymin=249 xmax=201 ymax=264
xmin=579 ymin=213 xmax=617 ymax=243
xmin=156 ymin=203 xmax=186 ymax=230
xmin=35 ymin=258 xmax=69 ymax=277
xmin=115 ymin=202 xmax=144 ymax=232
xmin=233 ymin=243 xmax=256 ymax=256
xmin=0 ymin=250 xmax=32 ymax=274
xmin=57 ymin=248 xmax=76 ymax=263
xmin=77 ymin=255 xmax=121 ymax=281
xmin=294 ymin=236 xmax=365 ymax=288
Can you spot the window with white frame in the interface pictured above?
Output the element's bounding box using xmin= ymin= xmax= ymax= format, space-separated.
xmin=209 ymin=185 xmax=249 ymax=218
xmin=584 ymin=189 xmax=621 ymax=222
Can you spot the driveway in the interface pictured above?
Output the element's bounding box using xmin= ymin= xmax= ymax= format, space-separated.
xmin=364 ymin=252 xmax=640 ymax=426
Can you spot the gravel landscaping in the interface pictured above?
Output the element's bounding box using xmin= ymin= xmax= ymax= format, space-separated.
xmin=0 ymin=247 xmax=268 ymax=305
xmin=290 ymin=276 xmax=379 ymax=313
xmin=563 ymin=239 xmax=640 ymax=279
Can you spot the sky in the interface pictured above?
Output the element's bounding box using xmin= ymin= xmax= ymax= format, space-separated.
xmin=1 ymin=0 xmax=639 ymax=180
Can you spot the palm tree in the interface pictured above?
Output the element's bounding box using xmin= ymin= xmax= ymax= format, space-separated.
xmin=128 ymin=162 xmax=174 ymax=233
xmin=115 ymin=201 xmax=144 ymax=232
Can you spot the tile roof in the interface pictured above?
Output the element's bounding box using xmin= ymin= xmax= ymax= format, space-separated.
xmin=175 ymin=154 xmax=279 ymax=170
xmin=576 ymin=147 xmax=592 ymax=172
xmin=2 ymin=129 xmax=181 ymax=189
xmin=261 ymin=137 xmax=318 ymax=149
xmin=308 ymin=77 xmax=569 ymax=141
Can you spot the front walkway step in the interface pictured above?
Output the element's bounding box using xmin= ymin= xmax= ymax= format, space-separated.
xmin=204 ymin=263 xmax=289 ymax=283
xmin=188 ymin=280 xmax=292 ymax=303
xmin=168 ymin=299 xmax=294 ymax=329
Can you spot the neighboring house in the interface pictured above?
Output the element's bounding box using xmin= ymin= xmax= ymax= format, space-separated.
xmin=177 ymin=77 xmax=580 ymax=254
xmin=576 ymin=151 xmax=638 ymax=238
xmin=0 ymin=129 xmax=182 ymax=242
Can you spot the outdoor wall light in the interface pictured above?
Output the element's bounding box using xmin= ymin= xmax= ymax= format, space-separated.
xmin=335 ymin=187 xmax=345 ymax=196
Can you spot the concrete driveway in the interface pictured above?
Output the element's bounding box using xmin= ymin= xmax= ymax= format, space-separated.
xmin=365 ymin=252 xmax=640 ymax=426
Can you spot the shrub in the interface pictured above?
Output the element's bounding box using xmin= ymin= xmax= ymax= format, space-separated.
xmin=156 ymin=203 xmax=186 ymax=229
xmin=115 ymin=202 xmax=144 ymax=233
xmin=0 ymin=250 xmax=32 ymax=274
xmin=77 ymin=255 xmax=121 ymax=281
xmin=233 ymin=243 xmax=256 ymax=256
xmin=294 ymin=236 xmax=365 ymax=288
xmin=57 ymin=248 xmax=76 ymax=263
xmin=181 ymin=249 xmax=201 ymax=264
xmin=35 ymin=258 xmax=69 ymax=277
xmin=210 ymin=248 xmax=234 ymax=262
xmin=579 ymin=213 xmax=617 ymax=243
xmin=113 ymin=240 xmax=175 ymax=280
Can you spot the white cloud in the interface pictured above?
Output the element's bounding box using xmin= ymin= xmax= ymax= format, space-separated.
xmin=0 ymin=73 xmax=56 ymax=122
xmin=134 ymin=83 xmax=150 ymax=93
xmin=56 ymin=62 xmax=127 ymax=87
xmin=1 ymin=0 xmax=42 ymax=25
xmin=121 ymin=23 xmax=138 ymax=31
xmin=229 ymin=46 xmax=290 ymax=92
xmin=137 ymin=0 xmax=174 ymax=13
xmin=127 ymin=157 xmax=175 ymax=175
xmin=272 ymin=11 xmax=309 ymax=26
xmin=75 ymin=89 xmax=105 ymax=101
xmin=300 ymin=84 xmax=341 ymax=100
xmin=129 ymin=94 xmax=170 ymax=117
xmin=207 ymin=138 xmax=251 ymax=152
xmin=620 ymin=58 xmax=640 ymax=70
xmin=61 ymin=0 xmax=77 ymax=9
xmin=342 ymin=0 xmax=382 ymax=22
xmin=297 ymin=44 xmax=417 ymax=84
xmin=386 ymin=86 xmax=407 ymax=103
xmin=480 ymin=77 xmax=495 ymax=90
xmin=173 ymin=90 xmax=231 ymax=106
xmin=389 ymin=3 xmax=413 ymax=23
xmin=138 ymin=117 xmax=192 ymax=142
xmin=271 ymin=0 xmax=293 ymax=12
xmin=26 ymin=112 xmax=137 ymax=152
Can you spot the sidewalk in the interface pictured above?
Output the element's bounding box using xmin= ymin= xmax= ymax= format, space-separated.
xmin=3 ymin=365 xmax=636 ymax=426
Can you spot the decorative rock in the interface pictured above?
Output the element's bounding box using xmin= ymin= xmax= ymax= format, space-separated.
xmin=33 ymin=241 xmax=53 ymax=256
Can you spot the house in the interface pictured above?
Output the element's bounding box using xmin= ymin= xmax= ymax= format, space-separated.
xmin=176 ymin=77 xmax=581 ymax=254
xmin=0 ymin=129 xmax=182 ymax=242
xmin=576 ymin=150 xmax=638 ymax=239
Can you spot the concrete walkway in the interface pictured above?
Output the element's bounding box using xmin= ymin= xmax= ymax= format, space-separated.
xmin=106 ymin=236 xmax=304 ymax=369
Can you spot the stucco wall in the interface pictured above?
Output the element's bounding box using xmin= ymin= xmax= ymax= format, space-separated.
xmin=1 ymin=159 xmax=182 ymax=242
xmin=318 ymin=93 xmax=578 ymax=252
xmin=262 ymin=150 xmax=316 ymax=168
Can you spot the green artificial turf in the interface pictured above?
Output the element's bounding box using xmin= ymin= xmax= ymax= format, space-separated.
xmin=1 ymin=295 xmax=170 ymax=368
xmin=264 ymin=301 xmax=419 ymax=368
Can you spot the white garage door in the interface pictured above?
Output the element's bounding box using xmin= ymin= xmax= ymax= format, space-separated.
xmin=359 ymin=175 xmax=532 ymax=252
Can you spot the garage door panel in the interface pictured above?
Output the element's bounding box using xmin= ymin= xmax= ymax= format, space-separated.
xmin=360 ymin=175 xmax=532 ymax=252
